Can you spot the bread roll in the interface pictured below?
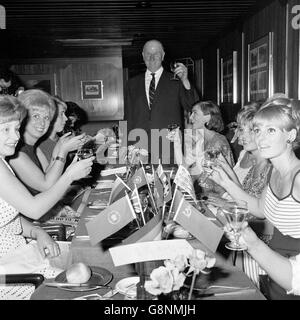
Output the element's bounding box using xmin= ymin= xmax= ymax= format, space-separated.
xmin=66 ymin=262 xmax=92 ymax=284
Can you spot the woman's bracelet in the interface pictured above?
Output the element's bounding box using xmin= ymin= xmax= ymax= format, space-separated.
xmin=54 ymin=156 xmax=65 ymax=163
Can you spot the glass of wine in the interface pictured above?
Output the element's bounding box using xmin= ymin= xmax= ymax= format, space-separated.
xmin=167 ymin=123 xmax=179 ymax=141
xmin=221 ymin=200 xmax=249 ymax=251
xmin=77 ymin=148 xmax=94 ymax=160
xmin=198 ymin=152 xmax=216 ymax=186
xmin=170 ymin=61 xmax=179 ymax=80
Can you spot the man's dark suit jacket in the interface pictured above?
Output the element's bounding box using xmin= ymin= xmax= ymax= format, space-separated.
xmin=125 ymin=69 xmax=198 ymax=134
xmin=124 ymin=69 xmax=198 ymax=163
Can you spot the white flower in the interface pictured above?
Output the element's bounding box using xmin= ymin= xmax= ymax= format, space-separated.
xmin=187 ymin=249 xmax=216 ymax=275
xmin=145 ymin=266 xmax=174 ymax=295
xmin=144 ymin=249 xmax=215 ymax=297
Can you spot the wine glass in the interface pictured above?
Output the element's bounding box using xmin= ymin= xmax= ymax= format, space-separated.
xmin=77 ymin=148 xmax=94 ymax=160
xmin=170 ymin=61 xmax=179 ymax=80
xmin=198 ymin=155 xmax=216 ymax=185
xmin=221 ymin=200 xmax=249 ymax=251
xmin=167 ymin=123 xmax=179 ymax=140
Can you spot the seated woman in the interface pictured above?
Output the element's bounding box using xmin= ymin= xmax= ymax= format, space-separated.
xmin=64 ymin=101 xmax=88 ymax=136
xmin=38 ymin=96 xmax=70 ymax=164
xmin=9 ymin=89 xmax=85 ymax=197
xmin=0 ymin=95 xmax=93 ymax=299
xmin=211 ymin=99 xmax=300 ymax=299
xmin=215 ymin=103 xmax=272 ymax=287
xmin=169 ymin=100 xmax=234 ymax=195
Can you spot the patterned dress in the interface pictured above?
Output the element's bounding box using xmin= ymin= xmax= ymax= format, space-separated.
xmin=0 ymin=158 xmax=61 ymax=300
xmin=241 ymin=161 xmax=273 ymax=288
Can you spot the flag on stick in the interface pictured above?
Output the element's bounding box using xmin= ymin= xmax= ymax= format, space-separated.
xmin=109 ymin=175 xmax=131 ymax=205
xmin=153 ymin=166 xmax=164 ymax=209
xmin=140 ymin=161 xmax=158 ymax=215
xmin=173 ymin=165 xmax=196 ymax=202
xmin=122 ymin=212 xmax=162 ymax=245
xmin=173 ymin=196 xmax=224 ymax=252
xmin=127 ymin=167 xmax=148 ymax=190
xmin=130 ymin=185 xmax=146 ymax=226
xmin=86 ymin=194 xmax=137 ymax=245
xmin=166 ymin=186 xmax=184 ymax=222
xmin=156 ymin=163 xmax=172 ymax=204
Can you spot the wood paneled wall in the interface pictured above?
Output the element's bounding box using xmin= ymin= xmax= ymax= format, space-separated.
xmin=199 ymin=0 xmax=300 ymax=125
xmin=9 ymin=47 xmax=124 ymax=122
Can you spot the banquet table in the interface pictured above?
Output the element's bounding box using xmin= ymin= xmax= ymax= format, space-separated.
xmin=31 ymin=172 xmax=266 ymax=300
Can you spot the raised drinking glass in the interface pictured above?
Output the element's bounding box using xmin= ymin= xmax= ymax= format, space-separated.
xmin=77 ymin=148 xmax=94 ymax=160
xmin=221 ymin=200 xmax=249 ymax=251
xmin=170 ymin=61 xmax=179 ymax=80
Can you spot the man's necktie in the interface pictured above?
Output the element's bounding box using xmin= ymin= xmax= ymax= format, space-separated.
xmin=149 ymin=72 xmax=155 ymax=109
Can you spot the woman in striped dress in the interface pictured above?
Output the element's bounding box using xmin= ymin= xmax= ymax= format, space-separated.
xmin=218 ymin=103 xmax=272 ymax=288
xmin=211 ymin=99 xmax=300 ymax=299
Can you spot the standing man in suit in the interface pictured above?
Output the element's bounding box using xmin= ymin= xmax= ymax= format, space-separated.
xmin=124 ymin=39 xmax=198 ymax=164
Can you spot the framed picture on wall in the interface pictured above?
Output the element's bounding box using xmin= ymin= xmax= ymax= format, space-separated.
xmin=221 ymin=51 xmax=237 ymax=104
xmin=18 ymin=73 xmax=56 ymax=95
xmin=247 ymin=33 xmax=273 ymax=102
xmin=81 ymin=80 xmax=103 ymax=100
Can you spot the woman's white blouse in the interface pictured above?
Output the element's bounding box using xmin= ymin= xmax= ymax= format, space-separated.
xmin=289 ymin=254 xmax=300 ymax=295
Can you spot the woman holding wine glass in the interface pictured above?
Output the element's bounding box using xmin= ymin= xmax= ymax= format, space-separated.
xmin=167 ymin=100 xmax=234 ymax=195
xmin=0 ymin=95 xmax=93 ymax=299
xmin=210 ymin=99 xmax=300 ymax=299
xmin=214 ymin=103 xmax=273 ymax=288
xmin=38 ymin=96 xmax=86 ymax=168
xmin=9 ymin=90 xmax=86 ymax=197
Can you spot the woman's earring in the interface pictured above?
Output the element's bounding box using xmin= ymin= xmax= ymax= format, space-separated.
xmin=287 ymin=139 xmax=291 ymax=144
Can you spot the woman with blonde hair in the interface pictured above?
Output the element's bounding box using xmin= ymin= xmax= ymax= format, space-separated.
xmin=0 ymin=95 xmax=93 ymax=299
xmin=211 ymin=99 xmax=300 ymax=299
xmin=9 ymin=89 xmax=85 ymax=198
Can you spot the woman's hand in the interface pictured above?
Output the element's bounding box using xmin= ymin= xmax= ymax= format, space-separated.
xmin=215 ymin=154 xmax=240 ymax=185
xmin=34 ymin=227 xmax=61 ymax=258
xmin=65 ymin=154 xmax=95 ymax=181
xmin=239 ymin=224 xmax=261 ymax=251
xmin=58 ymin=133 xmax=86 ymax=155
xmin=210 ymin=164 xmax=232 ymax=188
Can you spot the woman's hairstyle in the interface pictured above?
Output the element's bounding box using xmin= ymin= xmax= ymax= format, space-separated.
xmin=17 ymin=89 xmax=56 ymax=120
xmin=0 ymin=95 xmax=27 ymax=124
xmin=196 ymin=100 xmax=224 ymax=132
xmin=236 ymin=102 xmax=261 ymax=128
xmin=65 ymin=101 xmax=88 ymax=127
xmin=253 ymin=99 xmax=300 ymax=149
xmin=53 ymin=95 xmax=67 ymax=112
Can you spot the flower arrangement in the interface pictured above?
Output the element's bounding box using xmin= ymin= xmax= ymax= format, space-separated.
xmin=144 ymin=249 xmax=216 ymax=300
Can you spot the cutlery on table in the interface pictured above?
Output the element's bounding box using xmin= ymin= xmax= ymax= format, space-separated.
xmin=196 ymin=288 xmax=256 ymax=298
xmin=44 ymin=281 xmax=106 ymax=289
xmin=203 ymin=285 xmax=251 ymax=290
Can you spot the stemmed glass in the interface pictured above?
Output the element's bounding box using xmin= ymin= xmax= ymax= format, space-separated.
xmin=167 ymin=123 xmax=179 ymax=140
xmin=198 ymin=149 xmax=219 ymax=187
xmin=170 ymin=61 xmax=179 ymax=80
xmin=220 ymin=200 xmax=249 ymax=251
xmin=77 ymin=148 xmax=94 ymax=160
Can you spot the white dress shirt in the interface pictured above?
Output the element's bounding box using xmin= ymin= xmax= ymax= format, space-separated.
xmin=145 ymin=67 xmax=163 ymax=106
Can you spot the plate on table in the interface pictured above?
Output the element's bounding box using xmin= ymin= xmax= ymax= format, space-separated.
xmin=115 ymin=276 xmax=139 ymax=299
xmin=54 ymin=266 xmax=113 ymax=292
